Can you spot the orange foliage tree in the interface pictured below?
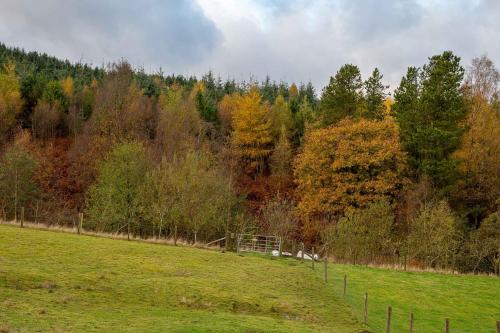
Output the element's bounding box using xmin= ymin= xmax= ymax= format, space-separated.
xmin=294 ymin=117 xmax=407 ymax=222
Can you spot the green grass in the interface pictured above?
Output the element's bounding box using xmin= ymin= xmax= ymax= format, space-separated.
xmin=325 ymin=264 xmax=500 ymax=333
xmin=0 ymin=224 xmax=361 ymax=333
xmin=2 ymin=224 xmax=498 ymax=333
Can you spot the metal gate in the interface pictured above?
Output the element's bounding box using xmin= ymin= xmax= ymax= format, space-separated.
xmin=236 ymin=234 xmax=281 ymax=254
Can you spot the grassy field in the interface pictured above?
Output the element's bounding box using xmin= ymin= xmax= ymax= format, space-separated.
xmin=325 ymin=264 xmax=500 ymax=333
xmin=1 ymin=224 xmax=498 ymax=333
xmin=0 ymin=224 xmax=361 ymax=333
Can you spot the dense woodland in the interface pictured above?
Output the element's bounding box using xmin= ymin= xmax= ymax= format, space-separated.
xmin=0 ymin=42 xmax=498 ymax=273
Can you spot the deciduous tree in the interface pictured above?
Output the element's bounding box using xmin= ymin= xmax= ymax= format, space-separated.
xmin=294 ymin=117 xmax=406 ymax=222
xmin=231 ymin=87 xmax=272 ymax=175
xmin=0 ymin=144 xmax=38 ymax=221
xmin=0 ymin=61 xmax=22 ymax=143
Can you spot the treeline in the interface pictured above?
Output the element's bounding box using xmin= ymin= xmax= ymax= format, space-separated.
xmin=0 ymin=44 xmax=498 ymax=273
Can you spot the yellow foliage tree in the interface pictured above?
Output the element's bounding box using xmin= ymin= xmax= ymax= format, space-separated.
xmin=60 ymin=76 xmax=74 ymax=102
xmin=453 ymin=96 xmax=500 ymax=217
xmin=269 ymin=94 xmax=293 ymax=141
xmin=231 ymin=87 xmax=272 ymax=174
xmin=294 ymin=117 xmax=407 ymax=221
xmin=289 ymin=83 xmax=299 ymax=99
xmin=218 ymin=92 xmax=241 ymax=135
xmin=383 ymin=97 xmax=394 ymax=116
xmin=0 ymin=61 xmax=22 ymax=141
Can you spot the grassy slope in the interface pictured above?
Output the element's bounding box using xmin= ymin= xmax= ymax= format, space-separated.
xmin=326 ymin=264 xmax=500 ymax=333
xmin=0 ymin=225 xmax=361 ymax=333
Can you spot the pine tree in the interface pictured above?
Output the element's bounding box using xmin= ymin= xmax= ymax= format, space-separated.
xmin=394 ymin=51 xmax=466 ymax=189
xmin=364 ymin=68 xmax=387 ymax=120
xmin=320 ymin=64 xmax=364 ymax=126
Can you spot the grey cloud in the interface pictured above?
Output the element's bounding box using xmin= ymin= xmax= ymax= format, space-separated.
xmin=0 ymin=0 xmax=221 ymax=71
xmin=339 ymin=0 xmax=424 ymax=41
xmin=1 ymin=0 xmax=499 ymax=92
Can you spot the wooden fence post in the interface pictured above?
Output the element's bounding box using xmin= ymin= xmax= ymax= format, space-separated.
xmin=363 ymin=292 xmax=368 ymax=325
xmin=386 ymin=306 xmax=392 ymax=333
xmin=496 ymin=320 xmax=500 ymax=333
xmin=343 ymin=275 xmax=347 ymax=297
xmin=409 ymin=313 xmax=414 ymax=333
xmin=324 ymin=258 xmax=328 ymax=283
xmin=312 ymin=247 xmax=315 ymax=270
xmin=20 ymin=207 xmax=24 ymax=228
xmin=78 ymin=213 xmax=83 ymax=234
xmin=301 ymin=242 xmax=304 ymax=261
xmin=445 ymin=318 xmax=450 ymax=333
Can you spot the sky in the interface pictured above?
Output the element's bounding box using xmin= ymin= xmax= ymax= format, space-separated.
xmin=1 ymin=0 xmax=499 ymax=92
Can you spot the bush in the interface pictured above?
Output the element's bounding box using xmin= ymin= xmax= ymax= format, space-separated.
xmin=407 ymin=200 xmax=460 ymax=269
xmin=323 ymin=200 xmax=395 ymax=264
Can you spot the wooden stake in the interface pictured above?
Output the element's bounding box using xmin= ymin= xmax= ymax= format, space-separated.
xmin=78 ymin=213 xmax=83 ymax=234
xmin=409 ymin=313 xmax=414 ymax=333
xmin=312 ymin=247 xmax=315 ymax=270
xmin=343 ymin=274 xmax=347 ymax=297
xmin=363 ymin=292 xmax=368 ymax=325
xmin=496 ymin=320 xmax=500 ymax=333
xmin=20 ymin=207 xmax=24 ymax=228
xmin=386 ymin=306 xmax=392 ymax=333
xmin=301 ymin=242 xmax=304 ymax=261
xmin=445 ymin=318 xmax=450 ymax=333
xmin=324 ymin=258 xmax=328 ymax=283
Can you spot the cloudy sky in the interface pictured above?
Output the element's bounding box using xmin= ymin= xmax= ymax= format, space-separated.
xmin=1 ymin=0 xmax=499 ymax=91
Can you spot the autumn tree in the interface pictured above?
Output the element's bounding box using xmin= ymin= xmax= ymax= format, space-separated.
xmin=0 ymin=61 xmax=22 ymax=143
xmin=31 ymin=101 xmax=60 ymax=140
xmin=231 ymin=87 xmax=272 ymax=175
xmin=0 ymin=145 xmax=38 ymax=221
xmin=292 ymin=96 xmax=315 ymax=145
xmin=364 ymin=68 xmax=387 ymax=120
xmin=465 ymin=54 xmax=499 ymax=103
xmin=294 ymin=117 xmax=406 ymax=222
xmin=453 ymin=98 xmax=500 ymax=222
xmin=155 ymin=85 xmax=205 ymax=160
xmin=139 ymin=151 xmax=238 ymax=243
xmin=394 ymin=51 xmax=466 ymax=189
xmin=218 ymin=92 xmax=240 ymax=136
xmin=270 ymin=126 xmax=293 ymax=190
xmin=269 ymin=94 xmax=293 ymax=141
xmin=86 ymin=142 xmax=148 ymax=240
xmin=260 ymin=196 xmax=298 ymax=242
xmin=320 ymin=64 xmax=364 ymax=126
xmin=462 ymin=211 xmax=499 ymax=273
xmin=88 ymin=62 xmax=155 ymax=142
xmin=407 ymin=200 xmax=460 ymax=269
xmin=323 ymin=200 xmax=395 ymax=264
xmin=451 ymin=55 xmax=500 ymax=222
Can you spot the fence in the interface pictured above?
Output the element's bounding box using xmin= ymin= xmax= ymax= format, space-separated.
xmin=236 ymin=234 xmax=281 ymax=254
xmin=316 ymin=255 xmax=500 ymax=333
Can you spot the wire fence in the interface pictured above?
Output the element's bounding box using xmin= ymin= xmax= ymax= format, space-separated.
xmin=317 ymin=258 xmax=499 ymax=333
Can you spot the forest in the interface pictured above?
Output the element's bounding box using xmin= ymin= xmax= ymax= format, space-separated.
xmin=0 ymin=42 xmax=498 ymax=274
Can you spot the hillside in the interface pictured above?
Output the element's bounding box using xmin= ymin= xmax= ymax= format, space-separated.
xmin=327 ymin=264 xmax=500 ymax=333
xmin=0 ymin=224 xmax=362 ymax=333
